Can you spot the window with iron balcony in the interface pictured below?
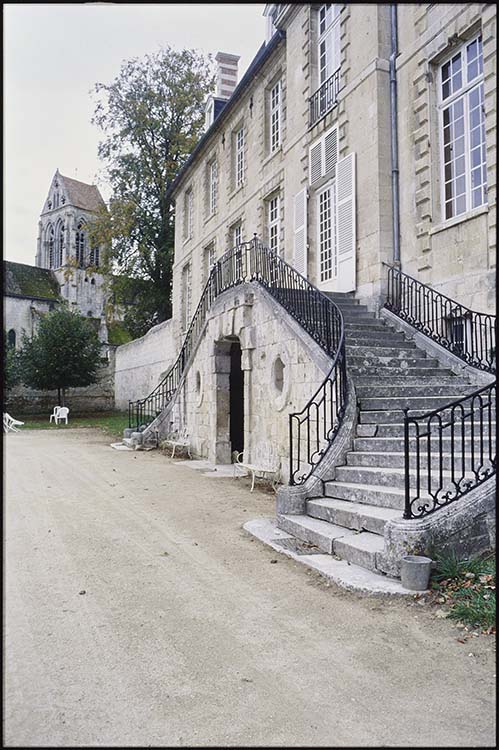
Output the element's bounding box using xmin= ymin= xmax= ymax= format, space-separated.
xmin=310 ymin=4 xmax=342 ymax=127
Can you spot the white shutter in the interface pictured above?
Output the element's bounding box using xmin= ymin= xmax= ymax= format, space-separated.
xmin=324 ymin=127 xmax=338 ymax=177
xmin=293 ymin=188 xmax=308 ymax=276
xmin=335 ymin=152 xmax=356 ymax=292
xmin=309 ymin=141 xmax=322 ymax=185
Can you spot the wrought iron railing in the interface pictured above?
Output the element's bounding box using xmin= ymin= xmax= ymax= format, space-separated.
xmin=309 ymin=68 xmax=341 ymax=127
xmin=385 ymin=265 xmax=496 ymax=373
xmin=129 ymin=237 xmax=347 ymax=486
xmin=403 ymin=382 xmax=496 ymax=519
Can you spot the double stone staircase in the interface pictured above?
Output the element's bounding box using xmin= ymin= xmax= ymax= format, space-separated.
xmin=278 ymin=292 xmax=483 ymax=575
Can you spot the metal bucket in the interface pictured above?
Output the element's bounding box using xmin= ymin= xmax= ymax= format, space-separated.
xmin=400 ymin=555 xmax=433 ymax=591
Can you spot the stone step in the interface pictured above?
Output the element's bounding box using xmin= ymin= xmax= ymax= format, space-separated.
xmin=347 ymin=357 xmax=440 ymax=372
xmin=349 ymin=364 xmax=453 ymax=377
xmin=346 ymin=345 xmax=426 ymax=358
xmin=341 ymin=316 xmax=382 ymax=325
xmin=344 ymin=321 xmax=389 ymax=331
xmin=359 ymin=394 xmax=475 ymax=411
xmin=345 ymin=333 xmax=409 ymax=346
xmin=354 ymin=375 xmax=467 ymax=386
xmin=346 ymin=450 xmax=493 ymax=471
xmin=353 ymin=435 xmax=494 ymax=452
xmin=307 ymin=497 xmax=401 ymax=535
xmin=333 ymin=531 xmax=385 ymax=573
xmin=323 ymin=480 xmax=405 ymax=509
xmin=355 ymin=384 xmax=477 ymax=398
xmin=277 ymin=514 xmax=356 ymax=554
xmin=372 ymin=421 xmax=496 ymax=437
xmin=334 ymin=463 xmax=477 ymax=490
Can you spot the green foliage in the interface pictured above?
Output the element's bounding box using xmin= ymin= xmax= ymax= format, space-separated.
xmin=22 ymin=412 xmax=129 ymax=437
xmin=432 ymin=552 xmax=496 ymax=630
xmin=17 ymin=307 xmax=103 ymax=405
xmin=90 ymin=46 xmax=215 ymax=336
xmin=107 ymin=320 xmax=133 ymax=346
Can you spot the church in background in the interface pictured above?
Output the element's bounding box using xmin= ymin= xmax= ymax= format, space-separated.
xmin=4 ymin=170 xmax=132 ymax=352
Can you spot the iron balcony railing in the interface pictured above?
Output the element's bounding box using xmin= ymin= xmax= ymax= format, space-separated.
xmin=385 ymin=265 xmax=496 ymax=373
xmin=309 ymin=68 xmax=341 ymax=127
xmin=129 ymin=237 xmax=347 ymax=486
xmin=403 ymin=382 xmax=496 ymax=519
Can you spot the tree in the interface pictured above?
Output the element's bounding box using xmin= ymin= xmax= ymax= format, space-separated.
xmin=90 ymin=47 xmax=215 ymax=336
xmin=17 ymin=307 xmax=103 ymax=406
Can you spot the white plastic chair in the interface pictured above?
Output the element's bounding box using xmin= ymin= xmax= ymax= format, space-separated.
xmin=55 ymin=407 xmax=69 ymax=425
xmin=3 ymin=413 xmax=25 ymax=433
xmin=49 ymin=406 xmax=61 ymax=423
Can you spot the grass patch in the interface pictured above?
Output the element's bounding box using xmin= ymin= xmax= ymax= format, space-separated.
xmin=431 ymin=551 xmax=496 ymax=632
xmin=21 ymin=412 xmax=129 ymax=438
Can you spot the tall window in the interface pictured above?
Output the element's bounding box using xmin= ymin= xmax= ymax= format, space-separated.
xmin=318 ymin=4 xmax=341 ymax=85
xmin=89 ymin=246 xmax=100 ymax=267
xmin=318 ymin=184 xmax=335 ymax=283
xmin=47 ymin=226 xmax=55 ymax=268
xmin=7 ymin=329 xmax=16 ymax=349
xmin=233 ymin=223 xmax=242 ymax=247
xmin=181 ymin=263 xmax=191 ymax=331
xmin=203 ymin=241 xmax=216 ymax=284
xmin=184 ymin=189 xmax=194 ymax=239
xmin=269 ymin=80 xmax=281 ymax=153
xmin=208 ymin=160 xmax=218 ymax=215
xmin=76 ymin=222 xmax=86 ymax=267
xmin=439 ymin=35 xmax=486 ymax=220
xmin=235 ymin=128 xmax=245 ymax=187
xmin=268 ymin=195 xmax=280 ymax=253
xmin=56 ymin=223 xmax=64 ymax=267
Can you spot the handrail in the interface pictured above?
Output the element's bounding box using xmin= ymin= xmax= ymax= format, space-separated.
xmin=129 ymin=237 xmax=347 ymax=486
xmin=385 ymin=265 xmax=496 ymax=373
xmin=403 ymin=381 xmax=496 ymax=519
xmin=309 ymin=68 xmax=341 ymax=127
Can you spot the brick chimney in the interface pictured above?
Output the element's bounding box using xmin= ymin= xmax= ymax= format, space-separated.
xmin=215 ymin=52 xmax=240 ymax=100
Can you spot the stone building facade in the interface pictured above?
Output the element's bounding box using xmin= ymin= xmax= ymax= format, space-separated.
xmin=170 ymin=3 xmax=495 ymax=322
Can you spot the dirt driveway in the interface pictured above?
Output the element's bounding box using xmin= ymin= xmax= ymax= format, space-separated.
xmin=4 ymin=429 xmax=496 ymax=747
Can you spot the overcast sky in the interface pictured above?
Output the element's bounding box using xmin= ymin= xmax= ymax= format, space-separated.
xmin=3 ymin=3 xmax=267 ymax=266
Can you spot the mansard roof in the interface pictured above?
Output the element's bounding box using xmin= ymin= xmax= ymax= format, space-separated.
xmin=58 ymin=174 xmax=106 ymax=212
xmin=3 ymin=261 xmax=61 ymax=301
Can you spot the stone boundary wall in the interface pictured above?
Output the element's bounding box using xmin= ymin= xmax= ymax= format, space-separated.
xmin=113 ymin=319 xmax=175 ymax=411
xmin=6 ymin=353 xmax=115 ymax=417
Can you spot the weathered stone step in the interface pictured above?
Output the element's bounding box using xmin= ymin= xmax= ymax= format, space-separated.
xmin=354 ymin=375 xmax=467 ymax=386
xmin=277 ymin=514 xmax=356 ymax=554
xmin=344 ymin=321 xmax=389 ymax=331
xmin=307 ymin=497 xmax=400 ymax=535
xmin=372 ymin=421 xmax=496 ymax=437
xmin=333 ymin=531 xmax=385 ymax=573
xmin=323 ymin=480 xmax=405 ymax=509
xmin=335 ymin=464 xmax=477 ymax=490
xmin=348 ymin=357 xmax=440 ymax=372
xmin=355 ymin=384 xmax=477 ymax=398
xmin=350 ymin=365 xmax=454 ymax=378
xmin=359 ymin=394 xmax=475 ymax=411
xmin=345 ymin=332 xmax=409 ymax=346
xmin=346 ymin=450 xmax=493 ymax=471
xmin=353 ymin=435 xmax=494 ymax=452
xmin=347 ymin=345 xmax=426 ymax=358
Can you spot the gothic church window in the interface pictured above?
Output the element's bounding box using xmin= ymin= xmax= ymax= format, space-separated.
xmin=7 ymin=329 xmax=16 ymax=349
xmin=76 ymin=221 xmax=86 ymax=267
xmin=56 ymin=222 xmax=64 ymax=267
xmin=47 ymin=225 xmax=55 ymax=268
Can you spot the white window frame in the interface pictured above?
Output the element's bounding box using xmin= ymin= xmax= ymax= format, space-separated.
xmin=268 ymin=195 xmax=281 ymax=254
xmin=269 ymin=80 xmax=282 ymax=153
xmin=438 ymin=34 xmax=486 ymax=221
xmin=233 ymin=223 xmax=242 ymax=247
xmin=208 ymin=160 xmax=218 ymax=216
xmin=203 ymin=241 xmax=216 ymax=284
xmin=181 ymin=262 xmax=191 ymax=331
xmin=317 ymin=181 xmax=336 ymax=285
xmin=184 ymin=188 xmax=194 ymax=240
xmin=235 ymin=128 xmax=245 ymax=187
xmin=318 ymin=4 xmax=341 ymax=86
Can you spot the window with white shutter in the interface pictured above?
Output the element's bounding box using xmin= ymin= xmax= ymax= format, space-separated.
xmin=335 ymin=152 xmax=356 ymax=292
xmin=293 ymin=188 xmax=308 ymax=276
xmin=309 ymin=126 xmax=338 ymax=186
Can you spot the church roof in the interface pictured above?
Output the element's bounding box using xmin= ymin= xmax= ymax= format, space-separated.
xmin=59 ymin=174 xmax=106 ymax=212
xmin=3 ymin=261 xmax=61 ymax=301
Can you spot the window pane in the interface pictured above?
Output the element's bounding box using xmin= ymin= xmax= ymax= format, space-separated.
xmin=445 ymin=200 xmax=453 ymax=219
xmin=472 ymin=187 xmax=483 ymax=208
xmin=455 ymin=156 xmax=465 ymax=176
xmin=469 ymin=87 xmax=480 ymax=109
xmin=445 ymin=181 xmax=453 ymax=200
xmin=454 ymin=135 xmax=465 ymax=157
xmin=471 ymin=146 xmax=482 ymax=167
xmin=456 ymin=175 xmax=466 ymax=196
xmin=468 ymin=59 xmax=478 ymax=81
xmin=456 ymin=195 xmax=466 ymax=214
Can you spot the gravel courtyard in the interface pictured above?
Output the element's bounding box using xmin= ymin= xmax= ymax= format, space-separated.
xmin=4 ymin=428 xmax=496 ymax=747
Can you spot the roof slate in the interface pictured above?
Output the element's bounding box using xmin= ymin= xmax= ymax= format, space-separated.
xmin=3 ymin=261 xmax=61 ymax=301
xmin=59 ymin=174 xmax=106 ymax=212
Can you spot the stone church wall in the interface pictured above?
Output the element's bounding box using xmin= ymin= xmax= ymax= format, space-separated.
xmin=113 ymin=319 xmax=175 ymax=411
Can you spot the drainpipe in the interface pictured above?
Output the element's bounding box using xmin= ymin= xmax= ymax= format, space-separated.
xmin=389 ymin=3 xmax=400 ymax=266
